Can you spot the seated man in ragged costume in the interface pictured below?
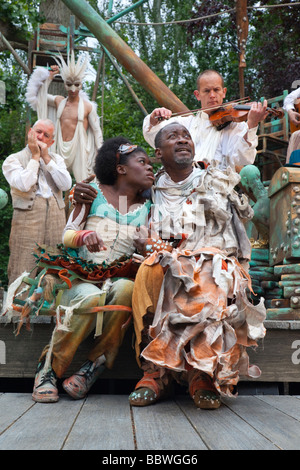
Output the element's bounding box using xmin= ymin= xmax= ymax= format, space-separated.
xmin=129 ymin=123 xmax=266 ymax=410
xmin=9 ymin=136 xmax=155 ymax=403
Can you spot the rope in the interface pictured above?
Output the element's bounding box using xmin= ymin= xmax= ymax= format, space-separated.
xmin=114 ymin=2 xmax=300 ymax=27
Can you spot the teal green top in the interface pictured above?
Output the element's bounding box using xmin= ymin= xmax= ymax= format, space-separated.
xmin=88 ymin=182 xmax=152 ymax=227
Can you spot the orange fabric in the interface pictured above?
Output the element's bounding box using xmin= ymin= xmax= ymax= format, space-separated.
xmin=188 ymin=371 xmax=216 ymax=397
xmin=133 ymin=248 xmax=266 ymax=397
xmin=132 ymin=262 xmax=165 ymax=363
xmin=134 ymin=370 xmax=162 ymax=396
xmin=222 ymin=260 xmax=228 ymax=271
xmin=38 ymin=256 xmax=140 ymax=283
xmin=58 ymin=269 xmax=73 ymax=288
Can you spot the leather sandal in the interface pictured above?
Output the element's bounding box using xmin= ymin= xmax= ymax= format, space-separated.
xmin=129 ymin=387 xmax=158 ymax=406
xmin=189 ymin=371 xmax=221 ymax=410
xmin=193 ymin=388 xmax=221 ymax=409
xmin=129 ymin=370 xmax=170 ymax=407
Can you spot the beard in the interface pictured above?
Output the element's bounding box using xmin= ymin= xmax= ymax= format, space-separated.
xmin=173 ymin=153 xmax=194 ymax=167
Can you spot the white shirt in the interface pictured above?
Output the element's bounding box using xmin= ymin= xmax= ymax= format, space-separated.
xmin=2 ymin=146 xmax=72 ymax=197
xmin=283 ymin=87 xmax=300 ymax=112
xmin=143 ymin=111 xmax=258 ymax=170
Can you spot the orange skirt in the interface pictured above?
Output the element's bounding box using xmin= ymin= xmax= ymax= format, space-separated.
xmin=132 ymin=247 xmax=266 ymax=397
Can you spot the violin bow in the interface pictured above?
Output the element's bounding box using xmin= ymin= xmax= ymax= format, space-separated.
xmin=156 ymin=96 xmax=283 ymax=120
xmin=157 ymin=97 xmax=251 ymax=119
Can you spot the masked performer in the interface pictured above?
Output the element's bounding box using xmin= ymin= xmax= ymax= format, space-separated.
xmin=26 ymin=51 xmax=103 ymax=182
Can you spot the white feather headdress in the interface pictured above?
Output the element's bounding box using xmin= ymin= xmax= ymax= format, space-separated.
xmin=54 ymin=50 xmax=89 ymax=83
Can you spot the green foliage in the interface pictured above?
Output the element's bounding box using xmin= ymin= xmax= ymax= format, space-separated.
xmin=0 ymin=169 xmax=12 ymax=288
xmin=0 ymin=0 xmax=43 ymax=36
xmin=0 ymin=53 xmax=28 ymax=288
xmin=186 ymin=0 xmax=300 ymax=99
xmin=0 ymin=106 xmax=27 ymax=288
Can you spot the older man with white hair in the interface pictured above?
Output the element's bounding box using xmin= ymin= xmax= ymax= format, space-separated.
xmin=2 ymin=119 xmax=72 ymax=285
xmin=26 ymin=52 xmax=103 ymax=182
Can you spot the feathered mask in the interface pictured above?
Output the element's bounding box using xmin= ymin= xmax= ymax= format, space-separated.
xmin=54 ymin=51 xmax=89 ymax=84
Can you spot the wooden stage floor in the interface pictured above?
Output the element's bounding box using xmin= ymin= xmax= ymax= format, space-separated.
xmin=1 ymin=392 xmax=300 ymax=450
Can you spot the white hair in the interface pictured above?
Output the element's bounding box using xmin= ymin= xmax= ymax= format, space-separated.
xmin=33 ymin=119 xmax=55 ymax=137
xmin=54 ymin=51 xmax=89 ymax=83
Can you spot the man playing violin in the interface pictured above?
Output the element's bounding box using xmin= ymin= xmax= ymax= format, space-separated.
xmin=143 ymin=69 xmax=268 ymax=170
xmin=284 ymin=86 xmax=300 ymax=129
xmin=283 ymin=86 xmax=300 ymax=164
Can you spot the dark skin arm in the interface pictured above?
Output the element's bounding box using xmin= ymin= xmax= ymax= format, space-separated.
xmin=69 ymin=176 xmax=107 ymax=252
xmin=73 ymin=174 xmax=98 ymax=204
xmin=83 ymin=231 xmax=107 ymax=253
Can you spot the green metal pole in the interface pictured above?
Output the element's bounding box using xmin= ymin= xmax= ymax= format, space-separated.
xmin=108 ymin=0 xmax=114 ymax=14
xmin=106 ymin=0 xmax=148 ymax=24
xmin=61 ymin=0 xmax=189 ymax=113
xmin=73 ymin=1 xmax=147 ymax=44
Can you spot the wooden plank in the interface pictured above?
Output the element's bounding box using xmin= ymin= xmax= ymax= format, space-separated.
xmin=256 ymin=395 xmax=300 ymax=420
xmin=0 ymin=395 xmax=83 ymax=450
xmin=63 ymin=395 xmax=135 ymax=450
xmin=246 ymin=328 xmax=300 ymax=382
xmin=223 ymin=396 xmax=300 ymax=450
xmin=0 ymin=323 xmax=55 ymax=378
xmin=1 ymin=393 xmax=300 ymax=451
xmin=275 ymin=264 xmax=300 ymax=275
xmin=0 ymin=393 xmax=35 ymax=434
xmin=266 ymin=308 xmax=300 ymax=320
xmin=270 ymin=298 xmax=290 ymax=308
xmin=175 ymin=395 xmax=278 ymax=450
xmin=132 ymin=398 xmax=207 ymax=450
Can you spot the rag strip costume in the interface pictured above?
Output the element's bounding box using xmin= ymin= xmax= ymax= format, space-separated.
xmin=4 ymin=182 xmax=151 ymax=379
xmin=132 ymin=164 xmax=266 ymax=397
xmin=6 ymin=183 xmax=151 ymax=378
xmin=26 ymin=66 xmax=103 ymax=182
xmin=2 ymin=145 xmax=72 ymax=285
xmin=143 ymin=112 xmax=258 ymax=169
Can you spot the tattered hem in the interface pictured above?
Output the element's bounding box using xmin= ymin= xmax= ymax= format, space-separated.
xmin=139 ymin=247 xmax=266 ymax=397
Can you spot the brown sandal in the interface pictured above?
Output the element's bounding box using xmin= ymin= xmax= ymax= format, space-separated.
xmin=189 ymin=372 xmax=221 ymax=410
xmin=129 ymin=370 xmax=170 ymax=407
xmin=129 ymin=387 xmax=158 ymax=406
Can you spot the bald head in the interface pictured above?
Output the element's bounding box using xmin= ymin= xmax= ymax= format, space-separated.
xmin=194 ymin=70 xmax=227 ymax=112
xmin=196 ymin=70 xmax=224 ymax=90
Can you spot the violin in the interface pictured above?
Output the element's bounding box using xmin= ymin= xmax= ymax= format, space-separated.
xmin=155 ymin=98 xmax=284 ymax=130
xmin=290 ymin=99 xmax=300 ymax=134
xmin=209 ymin=103 xmax=284 ymax=131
